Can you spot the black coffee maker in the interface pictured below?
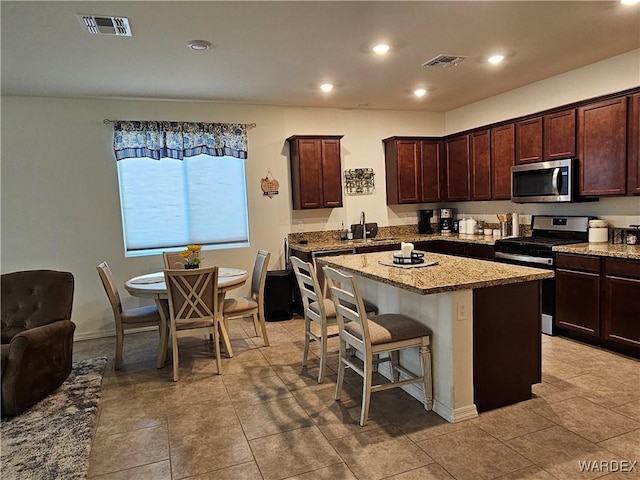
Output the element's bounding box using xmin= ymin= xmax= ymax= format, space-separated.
xmin=418 ymin=209 xmax=434 ymax=234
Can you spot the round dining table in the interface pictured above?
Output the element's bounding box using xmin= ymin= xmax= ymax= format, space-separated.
xmin=125 ymin=267 xmax=248 ymax=368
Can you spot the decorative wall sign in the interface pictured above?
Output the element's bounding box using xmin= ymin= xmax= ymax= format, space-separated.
xmin=261 ymin=170 xmax=279 ymax=198
xmin=344 ymin=168 xmax=375 ymax=195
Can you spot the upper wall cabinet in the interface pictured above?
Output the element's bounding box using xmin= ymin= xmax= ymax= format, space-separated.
xmin=515 ymin=118 xmax=543 ymax=164
xmin=628 ymin=93 xmax=640 ymax=195
xmin=516 ymin=109 xmax=576 ymax=165
xmin=445 ymin=134 xmax=471 ymax=201
xmin=578 ymin=98 xmax=627 ymax=196
xmin=491 ymin=124 xmax=515 ymax=200
xmin=287 ymin=135 xmax=344 ymax=209
xmin=470 ymin=130 xmax=491 ymax=200
xmin=544 ymin=109 xmax=576 ymax=160
xmin=384 ymin=137 xmax=441 ymax=204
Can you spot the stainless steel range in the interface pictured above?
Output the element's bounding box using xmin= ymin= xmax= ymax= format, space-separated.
xmin=494 ymin=215 xmax=590 ymax=335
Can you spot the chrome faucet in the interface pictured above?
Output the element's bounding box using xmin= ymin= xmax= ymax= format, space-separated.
xmin=360 ymin=211 xmax=366 ymax=240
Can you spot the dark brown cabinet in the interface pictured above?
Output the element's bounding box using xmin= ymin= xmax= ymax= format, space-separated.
xmin=471 ymin=130 xmax=491 ymax=200
xmin=544 ymin=109 xmax=576 ymax=160
xmin=287 ymin=135 xmax=343 ymax=209
xmin=491 ymin=124 xmax=515 ymax=200
xmin=578 ymin=98 xmax=628 ymax=196
xmin=602 ymin=258 xmax=640 ymax=348
xmin=515 ymin=110 xmax=576 ymax=165
xmin=515 ymin=118 xmax=543 ymax=164
xmin=445 ymin=134 xmax=470 ymax=201
xmin=555 ymin=254 xmax=601 ymax=336
xmin=383 ymin=137 xmax=441 ymax=204
xmin=628 ymin=93 xmax=640 ymax=195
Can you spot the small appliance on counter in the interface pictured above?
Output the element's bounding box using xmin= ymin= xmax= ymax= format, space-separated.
xmin=439 ymin=208 xmax=454 ymax=234
xmin=418 ymin=209 xmax=434 ymax=234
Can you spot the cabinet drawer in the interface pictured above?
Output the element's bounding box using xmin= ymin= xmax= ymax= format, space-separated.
xmin=556 ymin=254 xmax=601 ymax=272
xmin=604 ymin=258 xmax=640 ymax=279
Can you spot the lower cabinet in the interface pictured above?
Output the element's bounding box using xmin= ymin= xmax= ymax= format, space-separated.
xmin=556 ymin=253 xmax=640 ymax=350
xmin=602 ymin=258 xmax=640 ymax=348
xmin=415 ymin=240 xmax=494 ymax=260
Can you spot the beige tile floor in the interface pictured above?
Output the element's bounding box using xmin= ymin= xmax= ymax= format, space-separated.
xmin=75 ymin=318 xmax=640 ymax=480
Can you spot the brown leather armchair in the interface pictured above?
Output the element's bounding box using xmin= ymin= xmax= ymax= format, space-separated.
xmin=1 ymin=270 xmax=75 ymax=417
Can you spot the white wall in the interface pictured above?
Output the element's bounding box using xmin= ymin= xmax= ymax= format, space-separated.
xmin=0 ymin=96 xmax=443 ymax=339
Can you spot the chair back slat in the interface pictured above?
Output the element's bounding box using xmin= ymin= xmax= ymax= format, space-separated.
xmin=251 ymin=250 xmax=271 ymax=299
xmin=165 ymin=267 xmax=219 ymax=325
xmin=96 ymin=262 xmax=123 ymax=316
xmin=291 ymin=256 xmax=326 ymax=324
xmin=323 ymin=267 xmax=371 ymax=349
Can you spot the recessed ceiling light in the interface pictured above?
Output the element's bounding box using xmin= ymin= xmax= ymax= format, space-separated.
xmin=187 ymin=40 xmax=212 ymax=51
xmin=488 ymin=55 xmax=505 ymax=64
xmin=372 ymin=44 xmax=391 ymax=55
xmin=414 ymin=88 xmax=427 ymax=97
xmin=621 ymin=0 xmax=639 ymax=5
xmin=320 ymin=83 xmax=334 ymax=92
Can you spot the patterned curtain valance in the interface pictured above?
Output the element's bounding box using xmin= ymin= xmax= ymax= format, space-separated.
xmin=113 ymin=121 xmax=248 ymax=161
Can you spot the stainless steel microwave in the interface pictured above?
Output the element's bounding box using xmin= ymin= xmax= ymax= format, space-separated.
xmin=511 ymin=158 xmax=575 ymax=203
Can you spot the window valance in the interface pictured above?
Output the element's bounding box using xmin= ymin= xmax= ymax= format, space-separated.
xmin=113 ymin=121 xmax=248 ymax=161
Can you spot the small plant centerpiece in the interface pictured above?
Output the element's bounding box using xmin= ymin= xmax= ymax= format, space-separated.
xmin=180 ymin=244 xmax=202 ymax=269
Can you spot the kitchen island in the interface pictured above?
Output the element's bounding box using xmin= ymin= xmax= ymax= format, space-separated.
xmin=316 ymin=251 xmax=554 ymax=423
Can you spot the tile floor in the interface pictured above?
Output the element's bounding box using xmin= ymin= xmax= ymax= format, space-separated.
xmin=75 ymin=317 xmax=640 ymax=480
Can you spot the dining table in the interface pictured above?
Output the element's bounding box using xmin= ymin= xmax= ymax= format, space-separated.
xmin=125 ymin=267 xmax=249 ymax=368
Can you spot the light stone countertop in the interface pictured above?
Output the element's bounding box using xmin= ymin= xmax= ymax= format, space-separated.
xmin=316 ymin=251 xmax=554 ymax=295
xmin=552 ymin=243 xmax=640 ymax=260
xmin=289 ymin=232 xmax=496 ymax=253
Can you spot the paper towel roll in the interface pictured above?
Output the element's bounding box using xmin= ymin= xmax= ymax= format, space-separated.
xmin=512 ymin=213 xmax=519 ymax=237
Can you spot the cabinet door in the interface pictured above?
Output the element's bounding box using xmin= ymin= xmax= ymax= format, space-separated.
xmin=544 ymin=109 xmax=576 ymax=160
xmin=628 ymin=94 xmax=640 ymax=195
xmin=297 ymin=139 xmax=324 ymax=208
xmin=602 ymin=258 xmax=640 ymax=348
xmin=555 ymin=268 xmax=600 ymax=336
xmin=471 ymin=130 xmax=491 ymax=200
xmin=421 ymin=141 xmax=442 ymax=202
xmin=320 ymin=139 xmax=343 ymax=207
xmin=491 ymin=124 xmax=515 ymax=200
xmin=516 ymin=117 xmax=543 ymax=164
xmin=437 ymin=241 xmax=466 ymax=256
xmin=445 ymin=135 xmax=470 ymax=201
xmin=396 ymin=140 xmax=422 ymax=203
xmin=466 ymin=244 xmax=495 ymax=260
xmin=578 ymin=98 xmax=627 ymax=196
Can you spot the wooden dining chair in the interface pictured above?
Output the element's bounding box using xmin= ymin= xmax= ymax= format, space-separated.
xmin=164 ymin=266 xmax=221 ymax=381
xmin=291 ymin=256 xmax=378 ymax=383
xmin=323 ymin=266 xmax=433 ymax=426
xmin=96 ymin=261 xmax=162 ymax=370
xmin=163 ymin=251 xmax=184 ymax=269
xmin=222 ymin=250 xmax=271 ymax=347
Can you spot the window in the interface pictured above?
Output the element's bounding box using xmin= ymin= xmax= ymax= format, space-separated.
xmin=117 ymin=154 xmax=249 ymax=256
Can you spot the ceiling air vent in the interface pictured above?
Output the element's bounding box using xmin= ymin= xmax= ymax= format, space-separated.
xmin=79 ymin=15 xmax=132 ymax=36
xmin=422 ymin=54 xmax=467 ymax=68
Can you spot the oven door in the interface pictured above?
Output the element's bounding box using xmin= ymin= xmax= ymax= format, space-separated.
xmin=511 ymin=158 xmax=574 ymax=203
xmin=494 ymin=251 xmax=556 ymax=335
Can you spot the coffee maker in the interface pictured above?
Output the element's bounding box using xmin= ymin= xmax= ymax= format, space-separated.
xmin=418 ymin=209 xmax=434 ymax=234
xmin=439 ymin=208 xmax=454 ymax=234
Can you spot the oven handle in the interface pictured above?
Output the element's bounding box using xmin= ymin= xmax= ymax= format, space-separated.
xmin=552 ymin=167 xmax=561 ymax=195
xmin=495 ymin=251 xmax=554 ymax=266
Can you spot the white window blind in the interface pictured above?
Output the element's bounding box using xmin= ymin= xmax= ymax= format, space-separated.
xmin=117 ymin=154 xmax=249 ymax=256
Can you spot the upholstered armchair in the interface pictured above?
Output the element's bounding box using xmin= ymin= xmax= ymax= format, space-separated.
xmin=1 ymin=270 xmax=75 ymax=417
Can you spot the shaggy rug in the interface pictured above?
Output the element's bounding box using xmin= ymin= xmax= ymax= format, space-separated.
xmin=1 ymin=357 xmax=107 ymax=480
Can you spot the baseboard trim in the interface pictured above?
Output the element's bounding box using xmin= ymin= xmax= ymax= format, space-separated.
xmin=74 ymin=326 xmax=157 ymax=342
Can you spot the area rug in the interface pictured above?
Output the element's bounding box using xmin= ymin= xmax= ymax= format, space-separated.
xmin=1 ymin=356 xmax=107 ymax=480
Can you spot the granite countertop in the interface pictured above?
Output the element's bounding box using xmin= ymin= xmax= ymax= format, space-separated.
xmin=289 ymin=232 xmax=496 ymax=253
xmin=316 ymin=251 xmax=554 ymax=295
xmin=553 ymin=243 xmax=640 ymax=260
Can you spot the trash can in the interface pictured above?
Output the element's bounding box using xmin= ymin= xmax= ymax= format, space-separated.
xmin=264 ymin=269 xmax=294 ymax=322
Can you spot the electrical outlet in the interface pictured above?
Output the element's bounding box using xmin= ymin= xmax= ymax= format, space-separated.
xmin=457 ymin=303 xmax=468 ymax=321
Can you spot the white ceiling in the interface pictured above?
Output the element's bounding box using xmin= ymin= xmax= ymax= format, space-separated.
xmin=2 ymin=1 xmax=639 ymax=112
